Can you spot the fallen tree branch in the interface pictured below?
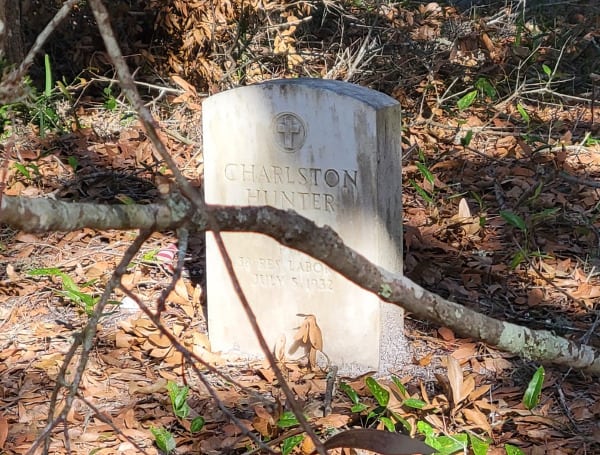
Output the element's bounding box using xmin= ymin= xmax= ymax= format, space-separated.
xmin=2 ymin=194 xmax=599 ymax=375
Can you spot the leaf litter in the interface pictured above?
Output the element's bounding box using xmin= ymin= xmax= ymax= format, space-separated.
xmin=1 ymin=0 xmax=600 ymax=453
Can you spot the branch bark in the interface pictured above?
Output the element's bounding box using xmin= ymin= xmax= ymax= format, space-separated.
xmin=2 ymin=194 xmax=600 ymax=375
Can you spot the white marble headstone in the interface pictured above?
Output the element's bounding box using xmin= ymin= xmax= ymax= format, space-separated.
xmin=203 ymin=79 xmax=405 ymax=373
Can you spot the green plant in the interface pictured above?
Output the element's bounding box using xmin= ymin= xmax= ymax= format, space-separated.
xmin=27 ymin=267 xmax=114 ymax=315
xmin=522 ymin=366 xmax=545 ymax=410
xmin=150 ymin=426 xmax=176 ymax=454
xmin=340 ymin=374 xmax=537 ymax=454
xmin=500 ymin=209 xmax=557 ymax=268
xmin=12 ymin=162 xmax=41 ymax=181
xmin=409 ymin=151 xmax=436 ymax=206
xmin=103 ymin=85 xmax=118 ymax=111
xmin=166 ymin=381 xmax=205 ymax=431
xmin=456 ymin=90 xmax=477 ymax=111
xmin=29 ymin=54 xmax=62 ymax=137
xmin=276 ymin=411 xmax=304 ymax=454
xmin=340 ymin=377 xmax=420 ymax=433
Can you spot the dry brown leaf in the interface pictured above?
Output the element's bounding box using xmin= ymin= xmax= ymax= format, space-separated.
xmin=468 ymin=384 xmax=491 ymax=402
xmin=451 ymin=343 xmax=477 ymax=361
xmin=416 ymin=352 xmax=433 ymax=367
xmin=527 ymin=288 xmax=544 ymax=305
xmin=149 ymin=333 xmax=171 ymax=349
xmin=446 ymin=355 xmax=464 ymax=407
xmin=0 ymin=416 xmax=7 ymax=449
xmin=438 ymin=327 xmax=455 ymax=341
xmin=462 ymin=407 xmax=492 ymax=435
xmin=460 ymin=375 xmax=476 ymax=405
xmin=274 ymin=334 xmax=286 ymax=362
xmin=307 ymin=315 xmax=323 ymax=350
xmin=129 ymin=378 xmax=168 ymax=394
xmin=252 ymin=405 xmax=277 ymax=438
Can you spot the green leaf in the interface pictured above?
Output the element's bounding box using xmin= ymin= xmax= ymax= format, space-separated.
xmin=457 ymin=90 xmax=477 ymax=111
xmin=142 ymin=249 xmax=159 ymax=262
xmin=500 ymin=211 xmax=527 ymax=231
xmin=475 ymin=77 xmax=497 ymax=98
xmin=391 ymin=376 xmax=407 ymax=397
xmin=44 ymin=54 xmax=53 ymax=97
xmin=340 ymin=382 xmax=361 ymax=405
xmin=190 ymin=416 xmax=205 ymax=433
xmin=505 ymin=443 xmax=526 ymax=455
xmin=461 ymin=130 xmax=473 ymax=147
xmin=379 ymin=416 xmax=396 ymax=432
xmin=67 ymin=156 xmax=79 ymax=171
xmin=542 ymin=64 xmax=552 ymax=77
xmin=523 ymin=366 xmax=545 ymax=410
xmin=417 ymin=421 xmax=434 ymax=437
xmin=517 ymin=103 xmax=530 ymax=124
xmin=28 ymin=266 xmax=63 ymax=277
xmin=150 ymin=427 xmax=176 ymax=454
xmin=366 ymin=377 xmax=390 ymax=407
xmin=415 ymin=162 xmax=435 ymax=185
xmin=277 ymin=411 xmax=299 ymax=429
xmin=402 ymin=398 xmax=427 ymax=409
xmin=410 ymin=180 xmax=433 ymax=204
xmin=351 ymin=403 xmax=368 ymax=413
xmin=510 ymin=250 xmax=527 ymax=269
xmin=469 ymin=433 xmax=490 ymax=455
xmin=167 ymin=381 xmax=191 ymax=418
xmin=281 ymin=434 xmax=304 ymax=455
xmin=390 ymin=412 xmax=412 ymax=433
xmin=13 ymin=163 xmax=31 ymax=179
xmin=426 ymin=433 xmax=468 ymax=455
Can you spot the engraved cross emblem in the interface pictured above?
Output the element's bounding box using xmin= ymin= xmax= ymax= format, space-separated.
xmin=274 ymin=113 xmax=306 ymax=152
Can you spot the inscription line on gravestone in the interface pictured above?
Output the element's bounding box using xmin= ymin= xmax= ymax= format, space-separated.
xmin=204 ymin=78 xmax=405 ymax=373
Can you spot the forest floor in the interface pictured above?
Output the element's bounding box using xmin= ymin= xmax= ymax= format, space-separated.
xmin=1 ymin=0 xmax=600 ymax=454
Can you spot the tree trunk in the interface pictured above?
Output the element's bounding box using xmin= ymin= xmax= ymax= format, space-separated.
xmin=0 ymin=0 xmax=24 ymax=65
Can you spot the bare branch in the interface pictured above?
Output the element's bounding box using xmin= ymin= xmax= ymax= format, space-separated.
xmin=3 ymin=195 xmax=600 ymax=375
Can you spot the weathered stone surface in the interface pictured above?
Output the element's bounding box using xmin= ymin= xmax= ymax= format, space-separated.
xmin=203 ymin=79 xmax=405 ymax=373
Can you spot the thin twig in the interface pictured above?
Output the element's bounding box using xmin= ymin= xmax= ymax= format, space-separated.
xmin=29 ymin=228 xmax=154 ymax=455
xmin=88 ymin=1 xmax=327 ymax=452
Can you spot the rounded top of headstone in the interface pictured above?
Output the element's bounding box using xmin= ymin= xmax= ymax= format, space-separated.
xmin=259 ymin=78 xmax=399 ymax=109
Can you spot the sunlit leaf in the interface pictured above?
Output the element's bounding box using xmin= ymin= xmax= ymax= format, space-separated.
xmin=416 ymin=162 xmax=435 ymax=185
xmin=277 ymin=411 xmax=299 ymax=428
xmin=150 ymin=427 xmax=176 ymax=454
xmin=391 ymin=376 xmax=408 ymax=397
xmin=366 ymin=377 xmax=390 ymax=407
xmin=281 ymin=434 xmax=304 ymax=455
xmin=542 ymin=64 xmax=552 ymax=77
xmin=517 ymin=103 xmax=530 ymax=124
xmin=410 ymin=180 xmax=434 ymax=204
xmin=469 ymin=433 xmax=490 ymax=455
xmin=505 ymin=443 xmax=526 ymax=455
xmin=402 ymin=398 xmax=427 ymax=409
xmin=340 ymin=382 xmax=360 ymax=405
xmin=523 ymin=366 xmax=545 ymax=410
xmin=379 ymin=416 xmax=396 ymax=432
xmin=457 ymin=90 xmax=477 ymax=110
xmin=425 ymin=433 xmax=468 ymax=455
xmin=190 ymin=416 xmax=205 ymax=433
